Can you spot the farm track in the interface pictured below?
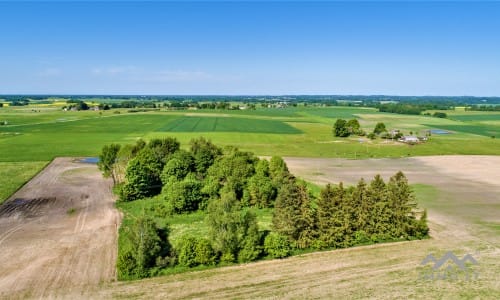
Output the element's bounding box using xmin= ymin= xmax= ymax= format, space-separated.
xmin=0 ymin=158 xmax=120 ymax=299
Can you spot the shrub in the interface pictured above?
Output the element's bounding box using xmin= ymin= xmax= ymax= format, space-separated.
xmin=432 ymin=112 xmax=447 ymax=118
xmin=353 ymin=230 xmax=371 ymax=245
xmin=220 ymin=252 xmax=236 ymax=264
xmin=117 ymin=249 xmax=138 ymax=280
xmin=161 ymin=175 xmax=204 ymax=213
xmin=177 ymin=236 xmax=198 ymax=267
xmin=264 ymin=233 xmax=291 ymax=258
xmin=195 ymin=238 xmax=217 ymax=266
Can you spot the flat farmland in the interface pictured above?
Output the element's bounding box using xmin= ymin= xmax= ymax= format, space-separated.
xmin=159 ymin=116 xmax=301 ymax=134
xmin=1 ymin=107 xmax=500 ymax=163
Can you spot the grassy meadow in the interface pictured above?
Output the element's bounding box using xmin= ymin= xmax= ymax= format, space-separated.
xmin=1 ymin=104 xmax=499 ymax=202
xmin=0 ymin=161 xmax=48 ymax=204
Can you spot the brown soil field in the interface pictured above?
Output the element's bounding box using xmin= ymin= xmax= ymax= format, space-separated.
xmin=1 ymin=155 xmax=499 ymax=299
xmin=0 ymin=158 xmax=120 ymax=299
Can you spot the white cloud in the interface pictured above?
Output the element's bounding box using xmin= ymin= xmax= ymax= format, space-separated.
xmin=142 ymin=70 xmax=213 ymax=82
xmin=91 ymin=66 xmax=138 ymax=75
xmin=90 ymin=66 xmax=214 ymax=82
xmin=37 ymin=68 xmax=62 ymax=77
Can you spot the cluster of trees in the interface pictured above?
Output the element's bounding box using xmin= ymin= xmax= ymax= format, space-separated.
xmin=63 ymin=100 xmax=89 ymax=111
xmin=99 ymin=137 xmax=289 ymax=210
xmin=163 ymin=101 xmax=257 ymax=110
xmin=110 ymin=101 xmax=157 ymax=109
xmin=432 ymin=112 xmax=447 ymax=118
xmin=99 ymin=137 xmax=428 ymax=279
xmin=272 ymin=172 xmax=428 ymax=252
xmin=333 ymin=119 xmax=388 ymax=139
xmin=377 ymin=102 xmax=454 ymax=115
xmin=9 ymin=99 xmax=30 ymax=106
xmin=333 ymin=119 xmax=364 ymax=137
xmin=100 ymin=137 xmax=292 ymax=278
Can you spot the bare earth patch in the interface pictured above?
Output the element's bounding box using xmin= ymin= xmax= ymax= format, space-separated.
xmin=0 ymin=158 xmax=120 ymax=299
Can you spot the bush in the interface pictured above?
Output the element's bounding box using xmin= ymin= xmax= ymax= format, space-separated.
xmin=432 ymin=112 xmax=447 ymax=118
xmin=177 ymin=236 xmax=198 ymax=267
xmin=161 ymin=175 xmax=204 ymax=213
xmin=117 ymin=250 xmax=138 ymax=280
xmin=264 ymin=233 xmax=291 ymax=258
xmin=148 ymin=202 xmax=174 ymax=218
xmin=220 ymin=252 xmax=236 ymax=264
xmin=195 ymin=238 xmax=217 ymax=266
xmin=353 ymin=230 xmax=371 ymax=245
xmin=373 ymin=122 xmax=387 ymax=135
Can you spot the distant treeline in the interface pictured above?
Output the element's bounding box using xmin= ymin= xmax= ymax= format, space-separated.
xmin=377 ymin=102 xmax=454 ymax=115
xmin=3 ymin=95 xmax=500 ymax=115
xmin=2 ymin=94 xmax=500 ymax=105
xmin=465 ymin=105 xmax=500 ymax=111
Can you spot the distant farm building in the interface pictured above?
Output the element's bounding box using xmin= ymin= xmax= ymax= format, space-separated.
xmin=398 ymin=135 xmax=423 ymax=143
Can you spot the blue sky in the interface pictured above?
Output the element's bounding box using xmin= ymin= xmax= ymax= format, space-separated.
xmin=0 ymin=1 xmax=499 ymax=96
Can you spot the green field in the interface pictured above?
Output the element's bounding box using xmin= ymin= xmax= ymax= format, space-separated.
xmin=0 ymin=161 xmax=48 ymax=204
xmin=1 ymin=105 xmax=500 ymax=202
xmin=159 ymin=116 xmax=301 ymax=134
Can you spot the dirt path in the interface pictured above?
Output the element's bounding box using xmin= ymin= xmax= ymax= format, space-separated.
xmin=0 ymin=158 xmax=120 ymax=299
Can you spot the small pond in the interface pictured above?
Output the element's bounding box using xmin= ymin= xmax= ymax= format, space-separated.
xmin=430 ymin=129 xmax=451 ymax=135
xmin=78 ymin=157 xmax=99 ymax=164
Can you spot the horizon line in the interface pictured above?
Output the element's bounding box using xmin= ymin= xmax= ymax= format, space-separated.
xmin=1 ymin=94 xmax=499 ymax=98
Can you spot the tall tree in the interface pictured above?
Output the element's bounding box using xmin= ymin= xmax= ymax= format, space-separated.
xmin=346 ymin=119 xmax=361 ymax=135
xmin=121 ymin=147 xmax=164 ymax=201
xmin=317 ymin=182 xmax=351 ymax=248
xmin=203 ymin=148 xmax=256 ymax=199
xmin=373 ymin=122 xmax=387 ymax=135
xmin=148 ymin=137 xmax=180 ymax=164
xmin=119 ymin=215 xmax=170 ymax=278
xmin=386 ymin=171 xmax=417 ymax=238
xmin=246 ymin=159 xmax=276 ymax=208
xmin=161 ymin=174 xmax=204 ymax=213
xmin=333 ymin=118 xmax=350 ymax=137
xmin=350 ymin=178 xmax=371 ymax=232
xmin=98 ymin=143 xmax=121 ymax=185
xmin=190 ymin=137 xmax=223 ymax=175
xmin=269 ymin=156 xmax=289 ymax=187
xmin=160 ymin=149 xmax=195 ymax=183
xmin=273 ymin=176 xmax=314 ymax=248
xmin=205 ymin=191 xmax=242 ymax=262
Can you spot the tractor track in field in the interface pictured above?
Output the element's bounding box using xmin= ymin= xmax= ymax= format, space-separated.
xmin=0 ymin=157 xmax=120 ymax=299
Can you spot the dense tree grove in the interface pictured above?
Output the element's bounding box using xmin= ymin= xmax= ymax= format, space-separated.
xmin=432 ymin=112 xmax=447 ymax=118
xmin=99 ymin=137 xmax=428 ymax=279
xmin=378 ymin=103 xmax=425 ymax=115
xmin=333 ymin=118 xmax=364 ymax=137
